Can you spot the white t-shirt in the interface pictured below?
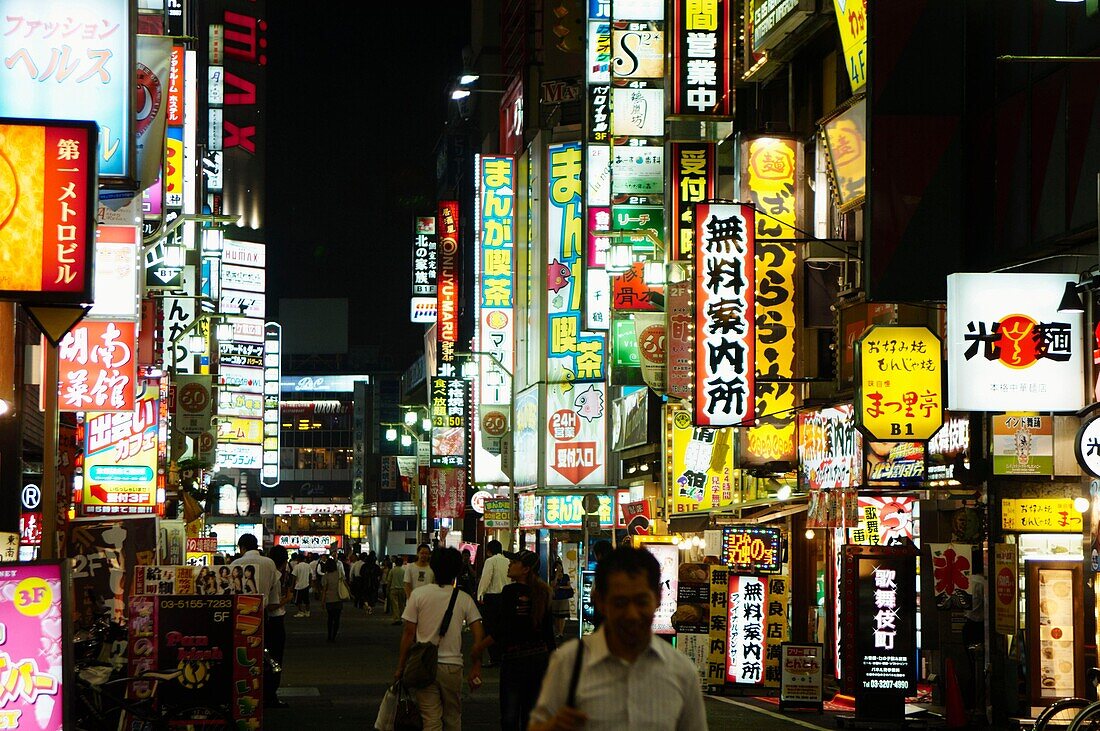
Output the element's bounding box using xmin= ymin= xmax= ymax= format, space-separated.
xmin=292 ymin=561 xmax=312 ymax=591
xmin=403 ymin=584 xmax=482 ymax=666
xmin=404 ymin=563 xmax=435 ymax=593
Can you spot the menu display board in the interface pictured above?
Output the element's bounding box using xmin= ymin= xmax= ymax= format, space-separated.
xmin=721 ymin=526 xmax=781 ymax=574
xmin=779 ymin=643 xmax=824 ymax=710
xmin=1027 ymin=561 xmax=1083 ymax=706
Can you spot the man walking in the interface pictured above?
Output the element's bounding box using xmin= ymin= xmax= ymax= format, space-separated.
xmin=387 ymin=555 xmax=407 ymax=624
xmin=477 ymin=540 xmax=510 ymax=665
xmin=528 ymin=547 xmax=706 ymax=730
xmin=404 ymin=543 xmax=435 ymax=599
xmin=230 ymin=533 xmax=289 ymax=709
xmin=291 ymin=552 xmax=312 ymax=617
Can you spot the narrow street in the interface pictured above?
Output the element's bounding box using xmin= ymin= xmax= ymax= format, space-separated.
xmin=265 ymin=603 xmax=839 ymax=731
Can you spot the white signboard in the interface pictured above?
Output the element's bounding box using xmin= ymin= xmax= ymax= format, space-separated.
xmin=229 ymin=317 xmax=265 ymax=344
xmin=1077 ymin=418 xmax=1100 ymax=479
xmin=411 ymin=297 xmax=437 ymax=323
xmin=947 ymin=273 xmax=1084 ymax=411
xmin=586 ymin=144 xmax=611 ymax=206
xmin=218 ymin=390 xmax=263 ymax=419
xmin=221 ymin=289 xmax=266 ymax=319
xmin=611 ymin=88 xmax=664 ymax=136
xmin=221 ymin=263 xmax=265 ymax=293
xmin=218 ymin=365 xmax=263 ymax=394
xmin=273 ymin=503 xmax=351 ymax=516
xmin=643 ymin=542 xmax=679 ymax=635
xmin=780 ymin=644 xmax=824 ymax=706
xmin=90 ymin=227 xmax=140 ymax=320
xmin=544 ymin=382 xmax=606 ymax=486
xmin=222 ymin=239 xmax=266 ymax=268
xmin=215 ymin=443 xmax=262 ymax=470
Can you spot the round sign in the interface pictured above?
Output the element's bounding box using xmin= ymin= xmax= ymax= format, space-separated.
xmin=179 ymin=382 xmax=210 ymax=413
xmin=20 ymin=484 xmax=41 ymax=512
xmin=481 ymin=410 xmax=508 ymax=438
xmin=471 ymin=490 xmax=493 ymax=514
xmin=582 ymin=493 xmax=601 ymax=514
xmin=548 ymin=409 xmax=579 ymax=440
xmin=1075 ymin=418 xmax=1100 ymax=478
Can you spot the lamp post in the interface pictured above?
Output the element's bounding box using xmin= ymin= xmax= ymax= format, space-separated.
xmin=457 ymin=350 xmax=516 ymax=550
xmin=384 ymin=419 xmax=430 ymax=543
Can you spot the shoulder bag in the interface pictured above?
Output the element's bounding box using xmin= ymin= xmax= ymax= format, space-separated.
xmin=566 ymin=637 xmax=585 ymax=708
xmin=337 ymin=575 xmax=351 ymax=602
xmin=402 ymin=586 xmax=460 ymax=689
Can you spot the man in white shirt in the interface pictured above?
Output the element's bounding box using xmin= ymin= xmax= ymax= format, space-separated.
xmin=529 ymin=547 xmax=707 ymax=731
xmin=476 ymin=539 xmax=510 ymax=665
xmin=291 ymin=553 xmax=313 ymax=617
xmin=404 ymin=543 xmax=435 ymax=599
xmin=396 ymin=547 xmax=485 ymax=730
xmin=230 ymin=533 xmax=287 ymax=709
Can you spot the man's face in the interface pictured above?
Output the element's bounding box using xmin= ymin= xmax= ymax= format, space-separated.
xmin=594 ymin=570 xmax=658 ymax=650
xmin=417 ymin=548 xmax=431 ymax=564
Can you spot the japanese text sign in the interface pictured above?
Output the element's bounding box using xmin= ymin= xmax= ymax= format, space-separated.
xmin=547 ymin=142 xmax=605 ymax=383
xmin=82 ymin=384 xmax=158 ymax=514
xmin=1001 ymin=498 xmax=1082 ymax=533
xmin=722 ymin=526 xmax=781 ymax=574
xmin=708 ymin=565 xmax=729 ymax=685
xmin=428 ymin=467 xmax=466 ymax=519
xmin=437 ymin=200 xmax=460 ymax=364
xmin=431 ymin=376 xmax=468 ymax=468
xmin=764 ymin=576 xmax=790 ymax=687
xmin=820 ymin=97 xmax=866 ymax=213
xmin=947 ymin=273 xmax=1084 ymax=412
xmin=58 ymin=320 xmax=137 ymax=412
xmin=695 ymin=203 xmax=755 ymax=426
xmin=479 ymin=156 xmax=515 ymax=311
xmin=992 ymin=414 xmax=1053 ymax=476
xmin=545 ymin=382 xmax=606 ymax=486
xmin=993 ymin=543 xmax=1017 ymax=635
xmin=670 ymin=143 xmax=715 ymax=260
xmin=0 ymin=119 xmax=96 ymax=301
xmin=855 ymin=326 xmax=943 ymax=441
xmin=1076 ymin=418 xmax=1100 ymax=479
xmin=741 ymin=135 xmax=800 ymax=471
xmin=670 ymin=0 xmax=731 ymax=115
xmin=412 ymin=215 xmax=438 ymax=297
xmin=726 ymin=574 xmax=768 ymax=684
xmin=798 ymin=404 xmax=861 ymax=491
xmin=0 ymin=562 xmax=67 ymax=730
xmin=853 ymin=547 xmax=917 ymax=695
xmin=832 ymin=0 xmax=867 ymax=92
xmin=542 ymin=494 xmax=613 ymax=528
xmin=0 ymin=1 xmax=133 ymax=180
xmin=665 ymin=407 xmax=736 ymax=513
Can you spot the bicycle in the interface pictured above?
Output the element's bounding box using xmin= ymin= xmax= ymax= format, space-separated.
xmin=1063 ymin=669 xmax=1100 ymax=731
xmin=1034 ymin=698 xmax=1090 ymax=730
xmin=72 ymin=664 xmax=236 ymax=730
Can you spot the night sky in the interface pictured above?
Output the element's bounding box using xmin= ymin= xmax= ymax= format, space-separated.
xmin=265 ymin=4 xmax=472 ymax=370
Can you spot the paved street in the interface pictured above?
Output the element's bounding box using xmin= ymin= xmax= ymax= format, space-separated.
xmin=263 ymin=601 xmax=843 ymax=730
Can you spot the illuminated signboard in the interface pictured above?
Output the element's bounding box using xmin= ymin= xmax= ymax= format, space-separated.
xmin=90 ymin=225 xmax=140 ymax=319
xmin=260 ymin=322 xmax=281 ymax=489
xmin=820 ymin=96 xmax=866 ymax=213
xmin=83 ymin=385 xmax=158 ymax=514
xmin=1001 ymin=498 xmax=1082 ymax=533
xmin=865 ymin=441 xmax=925 ymax=482
xmin=0 ymin=0 xmax=133 ymax=181
xmin=670 ymin=0 xmax=731 ymax=115
xmin=0 ymin=119 xmax=97 ymax=302
xmin=670 ymin=144 xmax=716 ymax=261
xmin=947 ymin=273 xmax=1084 ymax=412
xmin=798 ymin=404 xmax=861 ymax=491
xmin=437 ymin=200 xmax=459 ymax=364
xmin=926 ymin=412 xmax=970 ymax=482
xmin=722 ymin=526 xmax=781 ymax=574
xmin=850 ymin=546 xmax=917 ymax=697
xmin=542 ymin=494 xmax=613 ymax=528
xmin=695 ymin=203 xmax=755 ymax=427
xmin=431 ymin=376 xmax=468 ymax=468
xmin=0 ymin=562 xmax=67 ymax=729
xmin=545 ymin=382 xmax=606 ymax=486
xmin=855 ymin=326 xmax=943 ymax=441
xmin=832 ymin=0 xmax=867 ymax=92
xmin=727 ymin=574 xmax=768 ymax=684
xmin=58 ymin=320 xmax=138 ymax=412
xmin=412 ymin=214 xmax=438 ymax=297
xmin=665 ymin=407 xmax=736 ymax=513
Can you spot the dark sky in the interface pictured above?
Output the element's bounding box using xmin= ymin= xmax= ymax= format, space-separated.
xmin=264 ymin=4 xmax=472 ymax=370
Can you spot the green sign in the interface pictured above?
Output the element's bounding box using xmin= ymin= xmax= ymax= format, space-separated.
xmin=612 ymin=317 xmax=640 ymax=368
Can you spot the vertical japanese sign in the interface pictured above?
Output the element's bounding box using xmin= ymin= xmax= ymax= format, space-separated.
xmin=727 ymin=574 xmax=768 ymax=684
xmin=413 ymin=215 xmax=439 ymax=297
xmin=260 ymin=322 xmax=281 ymax=488
xmin=437 ymin=200 xmax=460 ymax=366
xmin=695 ymin=203 xmax=755 ymax=426
xmin=708 ymin=564 xmax=729 ymax=686
xmin=947 ymin=273 xmax=1084 ymax=411
xmin=0 ymin=562 xmax=68 ymax=730
xmin=431 ymin=375 xmax=468 ymax=468
xmin=764 ymin=575 xmax=790 ymax=687
xmin=0 ymin=0 xmax=133 ymax=181
xmin=740 ymin=136 xmax=800 ymax=466
xmin=90 ymin=225 xmax=140 ymax=319
xmin=548 ymin=142 xmax=605 ymax=383
xmin=670 ymin=0 xmax=731 ymax=115
xmin=58 ymin=320 xmax=137 ymax=412
xmin=854 ymin=548 xmax=917 ymax=696
xmin=798 ymin=404 xmax=861 ymax=490
xmin=0 ymin=119 xmax=97 ymax=301
xmin=667 ymin=281 xmax=694 ymax=399
xmin=855 ymin=326 xmax=943 ymax=441
xmin=428 ymin=467 xmax=466 ymax=519
xmin=545 ymin=382 xmax=606 ymax=486
xmin=993 ymin=543 xmax=1017 ymax=635
xmin=832 ymin=0 xmax=867 ymax=92
xmin=83 ymin=384 xmax=159 ymax=514
xmin=164 ymin=43 xmax=184 ymax=210
xmin=670 ymin=144 xmax=716 ymax=261
xmin=476 ymin=155 xmax=515 ymax=483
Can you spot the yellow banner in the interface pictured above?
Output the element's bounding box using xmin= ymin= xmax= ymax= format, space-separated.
xmin=217 ymin=416 xmax=263 ymax=444
xmin=832 ymin=0 xmax=867 ymax=92
xmin=665 ymin=407 xmax=736 ymax=514
xmin=855 ymin=326 xmax=943 ymax=441
xmin=764 ymin=575 xmax=790 ymax=687
xmin=1001 ymin=498 xmax=1083 ymax=533
xmin=708 ymin=564 xmax=729 ymax=686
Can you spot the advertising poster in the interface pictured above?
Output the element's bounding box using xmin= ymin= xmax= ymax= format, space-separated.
xmin=993 ymin=543 xmax=1018 ymax=635
xmin=726 ymin=574 xmax=768 ymax=685
xmin=849 ymin=496 xmax=915 ymax=546
xmin=1033 ymin=565 xmax=1077 ymax=701
xmin=82 ymin=384 xmax=159 ymax=514
xmin=611 ymin=388 xmax=649 ymax=451
xmin=482 ymin=498 xmax=513 ymax=529
xmin=580 ymin=570 xmax=596 ymax=636
xmin=58 ymin=320 xmax=138 ymax=413
xmin=67 ymin=516 xmax=158 ymax=625
xmin=135 ymin=564 xmax=265 ymax=596
xmin=992 ymin=414 xmax=1053 ymax=476
xmin=926 ymin=413 xmax=970 ymax=482
xmin=428 ymin=468 xmax=466 ymax=519
xmin=798 ymin=404 xmax=862 ymax=490
xmin=0 ymin=562 xmax=68 ymax=730
xmin=430 ymin=376 xmax=468 ymax=468
xmin=634 ymin=312 xmax=666 ymax=392
xmin=675 ymin=561 xmax=711 ymax=689
xmin=639 ymin=541 xmax=678 ymax=636
xmin=665 ymin=407 xmax=736 ymax=513
xmin=127 ymin=594 xmax=263 ymax=727
xmin=780 ymin=644 xmax=824 ymax=709
xmin=545 ymin=382 xmax=606 ymax=486
xmin=865 ymin=441 xmax=925 ymax=483
xmin=513 ymin=385 xmax=540 ymax=488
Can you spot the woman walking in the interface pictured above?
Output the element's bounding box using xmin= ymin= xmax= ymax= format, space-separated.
xmin=549 ymin=559 xmax=573 ymax=641
xmin=319 ymin=557 xmax=345 ymax=642
xmin=471 ymin=549 xmax=555 ymax=730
